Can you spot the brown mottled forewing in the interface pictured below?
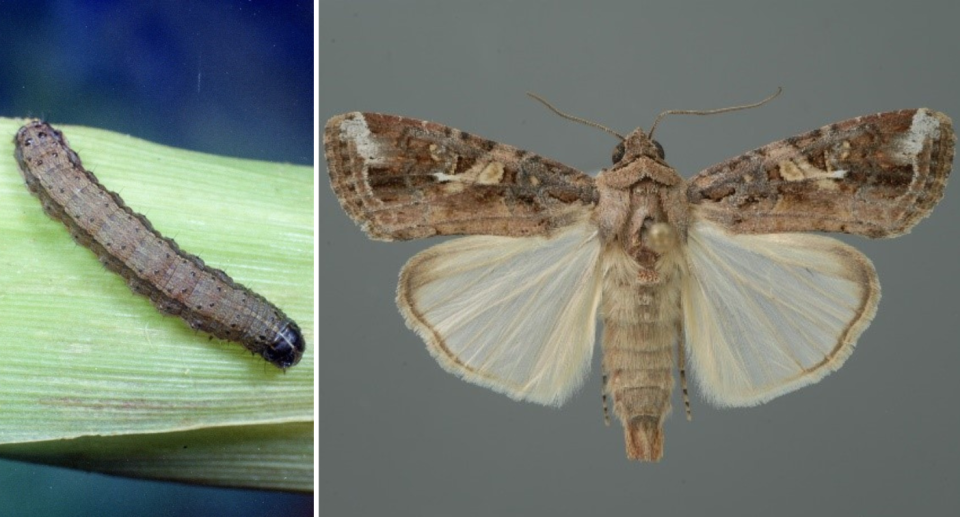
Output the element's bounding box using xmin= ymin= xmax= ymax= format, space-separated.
xmin=324 ymin=112 xmax=598 ymax=240
xmin=688 ymin=109 xmax=954 ymax=237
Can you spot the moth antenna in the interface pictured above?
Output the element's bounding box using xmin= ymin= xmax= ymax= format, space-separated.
xmin=601 ymin=373 xmax=611 ymax=426
xmin=648 ymin=87 xmax=782 ymax=139
xmin=527 ymin=92 xmax=626 ymax=141
xmin=677 ymin=330 xmax=693 ymax=421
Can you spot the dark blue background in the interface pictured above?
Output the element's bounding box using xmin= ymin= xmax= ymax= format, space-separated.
xmin=0 ymin=1 xmax=313 ymax=515
xmin=1 ymin=1 xmax=313 ymax=165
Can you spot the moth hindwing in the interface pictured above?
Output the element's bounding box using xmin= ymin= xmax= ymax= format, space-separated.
xmin=325 ymin=108 xmax=954 ymax=461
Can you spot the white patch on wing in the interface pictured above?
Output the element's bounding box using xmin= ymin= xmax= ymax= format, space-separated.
xmin=433 ymin=162 xmax=505 ymax=185
xmin=339 ymin=114 xmax=384 ymax=164
xmin=895 ymin=108 xmax=941 ymax=163
xmin=778 ymin=159 xmax=846 ymax=182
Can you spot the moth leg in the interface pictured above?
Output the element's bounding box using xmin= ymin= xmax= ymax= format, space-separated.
xmin=601 ymin=373 xmax=611 ymax=426
xmin=677 ymin=323 xmax=693 ymax=421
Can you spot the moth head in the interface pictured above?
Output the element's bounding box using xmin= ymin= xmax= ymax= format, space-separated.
xmin=262 ymin=321 xmax=306 ymax=369
xmin=612 ymin=141 xmax=626 ymax=164
xmin=652 ymin=140 xmax=665 ymax=160
xmin=613 ymin=128 xmax=665 ymax=165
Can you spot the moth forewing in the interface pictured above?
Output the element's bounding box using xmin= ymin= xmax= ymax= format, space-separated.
xmin=688 ymin=109 xmax=954 ymax=237
xmin=324 ymin=112 xmax=598 ymax=241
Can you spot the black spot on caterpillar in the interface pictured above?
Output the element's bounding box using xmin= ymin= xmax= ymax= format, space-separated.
xmin=13 ymin=121 xmax=304 ymax=369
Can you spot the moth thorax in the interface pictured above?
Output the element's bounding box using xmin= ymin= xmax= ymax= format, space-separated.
xmin=646 ymin=223 xmax=677 ymax=254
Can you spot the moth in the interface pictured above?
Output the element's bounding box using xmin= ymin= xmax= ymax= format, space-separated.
xmin=324 ymin=105 xmax=953 ymax=460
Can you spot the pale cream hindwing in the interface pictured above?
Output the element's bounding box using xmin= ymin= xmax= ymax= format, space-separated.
xmin=398 ymin=213 xmax=603 ymax=406
xmin=682 ymin=216 xmax=880 ymax=407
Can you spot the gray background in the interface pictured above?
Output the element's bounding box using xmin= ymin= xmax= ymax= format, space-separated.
xmin=319 ymin=2 xmax=959 ymax=515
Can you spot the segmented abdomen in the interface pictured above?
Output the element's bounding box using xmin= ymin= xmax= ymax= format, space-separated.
xmin=600 ymin=247 xmax=682 ymax=461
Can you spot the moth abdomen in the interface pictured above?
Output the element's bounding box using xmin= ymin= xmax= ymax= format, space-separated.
xmin=13 ymin=120 xmax=304 ymax=369
xmin=601 ymin=322 xmax=675 ymax=462
xmin=600 ymin=242 xmax=683 ymax=461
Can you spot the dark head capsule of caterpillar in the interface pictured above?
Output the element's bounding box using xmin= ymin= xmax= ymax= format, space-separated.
xmin=260 ymin=321 xmax=305 ymax=369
